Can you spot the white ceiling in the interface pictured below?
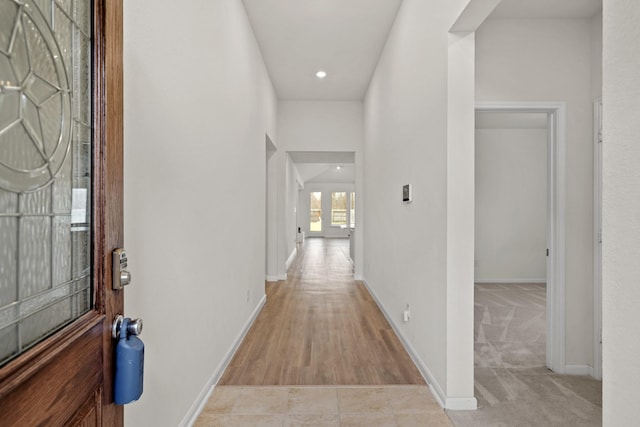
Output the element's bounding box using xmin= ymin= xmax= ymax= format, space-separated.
xmin=242 ymin=0 xmax=602 ymax=102
xmin=289 ymin=151 xmax=355 ymax=184
xmin=242 ymin=0 xmax=402 ymax=101
xmin=289 ymin=151 xmax=354 ymax=164
xmin=245 ymin=0 xmax=601 ymax=175
xmin=490 ymin=0 xmax=602 ymax=19
xmin=296 ymin=164 xmax=355 ymax=184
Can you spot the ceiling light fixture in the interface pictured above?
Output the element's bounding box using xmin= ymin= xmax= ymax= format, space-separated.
xmin=316 ymin=70 xmax=327 ymax=79
xmin=336 ymin=166 xmax=341 ymax=170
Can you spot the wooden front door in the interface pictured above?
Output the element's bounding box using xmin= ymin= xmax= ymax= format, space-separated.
xmin=0 ymin=0 xmax=125 ymax=425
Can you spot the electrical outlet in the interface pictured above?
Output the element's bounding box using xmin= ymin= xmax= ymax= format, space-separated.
xmin=403 ymin=304 xmax=411 ymax=323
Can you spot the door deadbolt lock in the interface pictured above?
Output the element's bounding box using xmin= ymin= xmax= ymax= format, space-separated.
xmin=113 ymin=248 xmax=132 ymax=290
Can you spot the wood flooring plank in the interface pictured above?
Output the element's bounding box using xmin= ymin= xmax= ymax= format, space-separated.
xmin=219 ymin=238 xmax=425 ymax=386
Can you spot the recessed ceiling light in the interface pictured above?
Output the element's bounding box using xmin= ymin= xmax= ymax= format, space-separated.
xmin=336 ymin=166 xmax=341 ymax=170
xmin=316 ymin=70 xmax=327 ymax=79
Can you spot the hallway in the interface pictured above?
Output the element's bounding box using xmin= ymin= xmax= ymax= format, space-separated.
xmin=195 ymin=238 xmax=454 ymax=426
xmin=219 ymin=238 xmax=424 ymax=386
xmin=194 ymin=239 xmax=605 ymax=426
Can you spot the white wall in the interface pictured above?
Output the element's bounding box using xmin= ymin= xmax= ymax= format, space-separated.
xmin=284 ymin=154 xmax=301 ymax=268
xmin=364 ymin=0 xmax=474 ymax=408
xmin=266 ymin=137 xmax=278 ymax=280
xmin=278 ymin=102 xmax=364 ymax=152
xmin=591 ymin=12 xmax=603 ymax=100
xmin=476 ymin=18 xmax=595 ymax=367
xmin=446 ymin=28 xmax=476 ymax=404
xmin=123 ymin=1 xmax=277 ymax=425
xmin=298 ymin=184 xmax=355 ymax=238
xmin=602 ymin=0 xmax=640 ymax=423
xmin=277 ymin=101 xmax=364 ymax=276
xmin=475 ymin=128 xmax=547 ymax=282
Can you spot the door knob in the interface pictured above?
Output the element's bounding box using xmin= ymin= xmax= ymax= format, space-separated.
xmin=113 ymin=316 xmax=145 ymax=405
xmin=112 ymin=315 xmax=143 ymax=339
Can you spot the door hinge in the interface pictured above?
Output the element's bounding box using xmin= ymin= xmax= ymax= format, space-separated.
xmin=546 ymin=248 xmax=549 ymax=257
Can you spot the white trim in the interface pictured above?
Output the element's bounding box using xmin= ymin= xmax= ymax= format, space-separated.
xmin=564 ymin=364 xmax=593 ymax=376
xmin=265 ymin=275 xmax=279 ymax=282
xmin=445 ymin=398 xmax=480 ymax=411
xmin=450 ymin=0 xmax=501 ymax=32
xmin=285 ymin=248 xmax=297 ymax=271
xmin=179 ymin=295 xmax=267 ymax=427
xmin=362 ymin=279 xmax=477 ymax=411
xmin=476 ymin=102 xmax=566 ymax=375
xmin=592 ymin=98 xmax=603 ymax=380
xmin=277 ymin=274 xmax=287 ymax=281
xmin=474 ymin=279 xmax=546 ymax=284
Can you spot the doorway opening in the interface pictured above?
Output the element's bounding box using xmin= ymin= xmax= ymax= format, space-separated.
xmin=475 ymin=102 xmax=567 ymax=373
xmin=474 ymin=110 xmax=549 ymax=369
xmin=288 ymin=151 xmax=356 ymax=276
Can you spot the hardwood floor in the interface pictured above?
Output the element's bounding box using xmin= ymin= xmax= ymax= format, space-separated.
xmin=219 ymin=238 xmax=425 ymax=386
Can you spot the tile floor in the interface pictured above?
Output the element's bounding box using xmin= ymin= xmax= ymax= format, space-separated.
xmin=194 ymin=385 xmax=453 ymax=427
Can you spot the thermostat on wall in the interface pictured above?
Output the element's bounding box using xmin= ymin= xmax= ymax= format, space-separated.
xmin=402 ymin=184 xmax=412 ymax=203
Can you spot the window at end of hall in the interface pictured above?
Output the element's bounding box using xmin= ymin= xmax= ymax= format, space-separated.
xmin=331 ymin=192 xmax=347 ymax=226
xmin=350 ymin=192 xmax=355 ymax=228
xmin=310 ymin=192 xmax=322 ymax=232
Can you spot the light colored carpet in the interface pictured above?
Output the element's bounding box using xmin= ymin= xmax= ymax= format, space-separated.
xmin=447 ymin=283 xmax=602 ymax=427
xmin=474 ymin=283 xmax=546 ymax=368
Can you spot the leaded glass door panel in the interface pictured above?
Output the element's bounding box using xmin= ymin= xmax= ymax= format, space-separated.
xmin=0 ymin=0 xmax=92 ymax=367
xmin=0 ymin=0 xmax=124 ymax=425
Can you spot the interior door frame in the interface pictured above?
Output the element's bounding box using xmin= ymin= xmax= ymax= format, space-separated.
xmin=0 ymin=0 xmax=124 ymax=424
xmin=475 ymin=101 xmax=567 ymax=374
xmin=593 ymin=98 xmax=603 ymax=380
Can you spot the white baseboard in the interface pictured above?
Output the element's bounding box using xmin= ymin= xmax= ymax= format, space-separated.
xmin=361 ymin=279 xmax=476 ymax=411
xmin=277 ymin=274 xmax=287 ymax=281
xmin=474 ymin=278 xmax=546 ymax=284
xmin=179 ymin=294 xmax=267 ymax=427
xmin=285 ymin=248 xmax=297 ymax=271
xmin=445 ymin=397 xmax=479 ymax=411
xmin=265 ymin=275 xmax=278 ymax=282
xmin=564 ymin=364 xmax=593 ymax=376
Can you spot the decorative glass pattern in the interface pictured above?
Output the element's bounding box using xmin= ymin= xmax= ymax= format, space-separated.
xmin=0 ymin=0 xmax=92 ymax=366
